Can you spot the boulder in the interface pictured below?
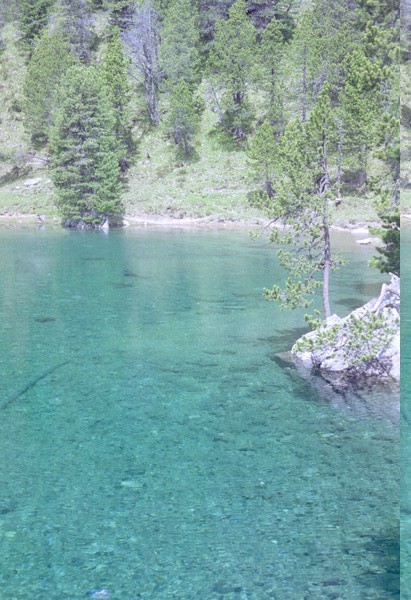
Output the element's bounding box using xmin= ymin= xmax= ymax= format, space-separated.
xmin=355 ymin=237 xmax=380 ymax=245
xmin=291 ymin=274 xmax=400 ymax=381
xmin=23 ymin=177 xmax=42 ymax=187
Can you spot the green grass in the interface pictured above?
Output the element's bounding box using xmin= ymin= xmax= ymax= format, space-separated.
xmin=123 ymin=105 xmax=264 ymax=221
xmin=0 ymin=23 xmax=30 ymax=178
xmin=0 ymin=177 xmax=58 ymax=216
xmin=331 ymin=193 xmax=379 ymax=226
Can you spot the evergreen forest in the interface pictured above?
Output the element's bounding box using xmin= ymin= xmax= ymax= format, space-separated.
xmin=0 ymin=0 xmax=402 ymax=259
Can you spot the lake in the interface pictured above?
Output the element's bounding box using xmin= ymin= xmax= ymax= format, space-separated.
xmin=0 ymin=226 xmax=399 ymax=599
xmin=402 ymin=224 xmax=411 ymax=599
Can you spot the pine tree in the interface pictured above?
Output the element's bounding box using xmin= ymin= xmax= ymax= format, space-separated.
xmin=23 ymin=29 xmax=74 ymax=142
xmin=56 ymin=0 xmax=95 ymax=63
xmin=370 ymin=116 xmax=400 ymax=276
xmin=160 ymin=0 xmax=200 ymax=90
xmin=284 ymin=10 xmax=316 ymax=122
xmin=339 ymin=49 xmax=382 ymax=183
xmin=356 ymin=0 xmax=400 ymax=64
xmin=160 ymin=0 xmax=202 ymax=156
xmin=49 ymin=65 xmax=123 ymax=228
xmin=20 ymin=0 xmax=54 ymax=51
xmin=258 ymin=18 xmax=287 ymax=133
xmin=370 ymin=200 xmax=400 ymax=276
xmin=285 ymin=1 xmax=360 ymax=122
xmin=198 ymin=0 xmax=231 ymax=48
xmin=101 ymin=27 xmax=133 ymax=169
xmin=264 ymin=86 xmax=340 ymax=318
xmin=309 ymin=0 xmax=360 ymax=95
xmin=166 ymin=81 xmax=201 ymax=156
xmin=208 ymin=0 xmax=256 ymax=140
xmin=248 ymin=120 xmax=279 ymax=199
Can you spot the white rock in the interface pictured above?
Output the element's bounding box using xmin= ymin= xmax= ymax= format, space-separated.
xmin=292 ymin=274 xmax=400 ymax=381
xmin=356 ymin=237 xmax=380 ymax=245
xmin=23 ymin=177 xmax=42 ymax=187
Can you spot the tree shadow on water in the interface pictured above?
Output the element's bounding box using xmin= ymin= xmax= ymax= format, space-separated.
xmin=258 ymin=326 xmax=310 ymax=352
xmin=357 ymin=526 xmax=400 ymax=597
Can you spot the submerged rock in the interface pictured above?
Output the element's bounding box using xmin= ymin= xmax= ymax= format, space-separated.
xmin=291 ymin=274 xmax=400 ymax=382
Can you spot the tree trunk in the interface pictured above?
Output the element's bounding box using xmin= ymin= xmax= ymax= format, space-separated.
xmin=336 ymin=118 xmax=343 ymax=202
xmin=126 ymin=0 xmax=160 ymax=126
xmin=146 ymin=75 xmax=159 ymax=125
xmin=323 ymin=222 xmax=331 ymax=319
xmin=265 ymin=179 xmax=274 ymax=198
xmin=233 ymin=90 xmax=243 ymax=105
xmin=321 ymin=131 xmax=331 ymax=319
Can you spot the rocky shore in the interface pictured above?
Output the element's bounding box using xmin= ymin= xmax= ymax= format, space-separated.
xmin=291 ymin=274 xmax=400 ymax=383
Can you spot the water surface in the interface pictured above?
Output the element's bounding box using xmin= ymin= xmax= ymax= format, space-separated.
xmin=402 ymin=224 xmax=411 ymax=598
xmin=0 ymin=228 xmax=399 ymax=598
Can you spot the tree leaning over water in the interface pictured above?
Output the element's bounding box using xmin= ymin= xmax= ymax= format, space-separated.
xmin=49 ymin=65 xmax=124 ymax=229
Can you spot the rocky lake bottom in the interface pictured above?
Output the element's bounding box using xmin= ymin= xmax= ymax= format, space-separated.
xmin=0 ymin=227 xmax=399 ymax=599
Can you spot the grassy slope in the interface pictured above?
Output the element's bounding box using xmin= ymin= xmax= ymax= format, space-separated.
xmin=0 ymin=24 xmax=57 ymax=217
xmin=123 ymin=104 xmax=265 ymax=222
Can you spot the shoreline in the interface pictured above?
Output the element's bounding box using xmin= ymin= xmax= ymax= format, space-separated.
xmin=0 ymin=211 xmax=390 ymax=232
xmin=0 ymin=211 xmax=408 ymax=233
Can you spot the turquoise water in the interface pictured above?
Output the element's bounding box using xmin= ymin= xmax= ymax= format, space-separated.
xmin=0 ymin=227 xmax=399 ymax=599
xmin=402 ymin=225 xmax=411 ymax=598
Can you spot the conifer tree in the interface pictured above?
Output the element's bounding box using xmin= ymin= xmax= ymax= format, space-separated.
xmin=248 ymin=120 xmax=279 ymax=199
xmin=309 ymin=0 xmax=360 ymax=95
xmin=258 ymin=18 xmax=287 ymax=133
xmin=49 ymin=65 xmax=123 ymax=228
xmin=57 ymin=0 xmax=95 ymax=63
xmin=208 ymin=0 xmax=256 ymax=140
xmin=160 ymin=0 xmax=200 ymax=90
xmin=198 ymin=0 xmax=231 ymax=48
xmin=166 ymin=81 xmax=201 ymax=156
xmin=370 ymin=195 xmax=400 ymax=276
xmin=370 ymin=116 xmax=400 ymax=276
xmin=23 ymin=29 xmax=74 ymax=142
xmin=160 ymin=0 xmax=202 ymax=156
xmin=286 ymin=1 xmax=359 ymax=122
xmin=339 ymin=49 xmax=382 ymax=183
xmin=101 ymin=27 xmax=133 ymax=169
xmin=264 ymin=86 xmax=339 ymax=318
xmin=284 ymin=10 xmax=315 ymax=122
xmin=20 ymin=0 xmax=54 ymax=51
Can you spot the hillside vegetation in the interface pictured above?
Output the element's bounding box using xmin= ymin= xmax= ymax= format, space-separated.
xmin=0 ymin=0 xmax=400 ymax=230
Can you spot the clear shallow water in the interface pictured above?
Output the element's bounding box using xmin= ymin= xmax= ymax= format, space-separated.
xmin=0 ymin=227 xmax=399 ymax=599
xmin=402 ymin=226 xmax=411 ymax=598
